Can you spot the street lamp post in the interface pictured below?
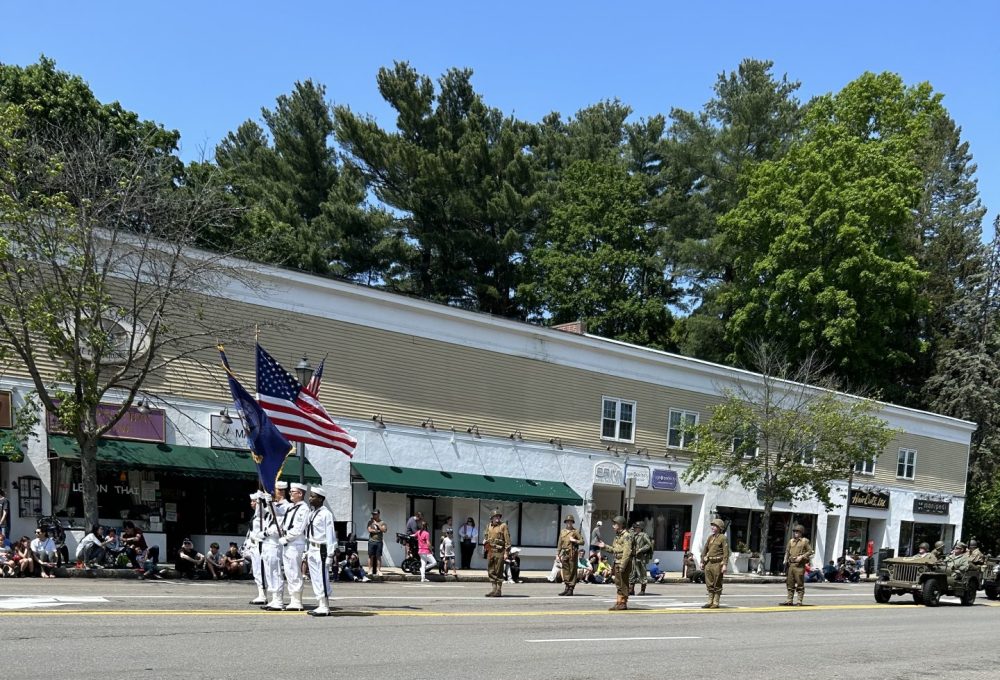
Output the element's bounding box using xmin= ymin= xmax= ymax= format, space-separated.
xmin=295 ymin=355 xmax=313 ymax=486
xmin=841 ymin=466 xmax=855 ymax=564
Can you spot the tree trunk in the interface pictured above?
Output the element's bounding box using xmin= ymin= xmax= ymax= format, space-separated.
xmin=80 ymin=436 xmax=100 ymax=528
xmin=759 ymin=502 xmax=772 ymax=574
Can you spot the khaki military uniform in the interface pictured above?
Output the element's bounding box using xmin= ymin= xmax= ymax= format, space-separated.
xmin=484 ymin=521 xmax=511 ymax=596
xmin=968 ymin=548 xmax=986 ymax=567
xmin=783 ymin=536 xmax=814 ymax=605
xmin=557 ymin=527 xmax=583 ymax=590
xmin=630 ymin=530 xmax=654 ymax=593
xmin=608 ymin=529 xmax=635 ymax=610
xmin=701 ymin=532 xmax=730 ymax=608
xmin=945 ymin=552 xmax=970 ymax=573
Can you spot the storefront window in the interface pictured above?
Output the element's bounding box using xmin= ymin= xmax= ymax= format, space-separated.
xmin=520 ymin=502 xmax=560 ymax=547
xmin=630 ymin=503 xmax=692 ymax=551
xmin=480 ymin=501 xmax=521 ymax=546
xmin=846 ymin=518 xmax=869 ymax=555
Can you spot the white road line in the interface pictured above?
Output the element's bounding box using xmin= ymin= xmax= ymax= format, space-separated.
xmin=527 ymin=636 xmax=701 ymax=643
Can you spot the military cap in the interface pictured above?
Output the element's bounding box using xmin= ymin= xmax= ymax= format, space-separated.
xmin=710 ymin=518 xmax=726 ymax=531
xmin=290 ymin=482 xmax=308 ymax=492
xmin=612 ymin=515 xmax=627 ymax=526
xmin=793 ymin=524 xmax=805 ymax=533
xmin=954 ymin=541 xmax=967 ymax=550
xmin=563 ymin=514 xmax=576 ymax=523
xmin=491 ymin=509 xmax=503 ymax=518
xmin=309 ymin=486 xmax=326 ymax=497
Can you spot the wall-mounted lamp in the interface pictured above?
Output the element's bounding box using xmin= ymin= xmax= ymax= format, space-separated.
xmin=449 ymin=426 xmax=456 ymax=445
xmin=372 ymin=414 xmax=386 ymax=429
xmin=421 ymin=418 xmax=436 ymax=432
xmin=606 ymin=445 xmax=620 ymax=456
xmin=119 ymin=471 xmax=128 ymax=482
xmin=549 ymin=437 xmax=563 ymax=450
xmin=136 ymin=398 xmax=150 ymax=415
xmin=466 ymin=424 xmax=481 ymax=438
xmin=219 ymin=407 xmax=233 ymax=425
xmin=509 ymin=430 xmax=523 ymax=441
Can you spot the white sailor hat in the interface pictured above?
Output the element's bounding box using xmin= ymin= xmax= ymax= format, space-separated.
xmin=290 ymin=482 xmax=308 ymax=492
xmin=275 ymin=481 xmax=289 ymax=490
xmin=310 ymin=487 xmax=326 ymax=497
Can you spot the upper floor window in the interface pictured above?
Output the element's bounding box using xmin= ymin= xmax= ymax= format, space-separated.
xmin=668 ymin=409 xmax=698 ymax=449
xmin=896 ymin=448 xmax=917 ymax=480
xmin=854 ymin=458 xmax=876 ymax=476
xmin=601 ymin=397 xmax=635 ymax=442
xmin=799 ymin=442 xmax=816 ymax=467
xmin=732 ymin=428 xmax=759 ymax=459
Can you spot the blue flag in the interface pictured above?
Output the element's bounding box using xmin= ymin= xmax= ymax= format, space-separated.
xmin=219 ymin=346 xmax=292 ymax=494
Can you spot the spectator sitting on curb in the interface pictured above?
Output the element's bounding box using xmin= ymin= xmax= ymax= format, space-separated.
xmin=204 ymin=542 xmax=225 ymax=579
xmin=683 ymin=551 xmax=705 ymax=584
xmin=30 ymin=528 xmax=57 ymax=578
xmin=76 ymin=525 xmax=109 ymax=568
xmin=505 ymin=547 xmax=521 ymax=584
xmin=577 ymin=549 xmax=593 ymax=583
xmin=805 ymin=562 xmax=824 ymax=583
xmin=0 ymin=530 xmax=12 ymax=577
xmin=595 ymin=554 xmax=611 ymax=584
xmin=175 ymin=538 xmax=205 ymax=579
xmin=14 ymin=536 xmax=35 ymax=576
xmin=648 ymin=558 xmax=667 ymax=583
xmin=223 ymin=542 xmax=244 ymax=578
xmin=121 ymin=521 xmax=146 ymax=569
xmin=138 ymin=545 xmax=161 ymax=580
xmin=340 ymin=552 xmax=370 ymax=582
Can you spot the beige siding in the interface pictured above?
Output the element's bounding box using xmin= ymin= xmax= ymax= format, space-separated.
xmin=2 ymin=293 xmax=969 ymax=495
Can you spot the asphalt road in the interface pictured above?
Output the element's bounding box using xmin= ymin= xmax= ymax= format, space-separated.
xmin=3 ymin=579 xmax=999 ymax=679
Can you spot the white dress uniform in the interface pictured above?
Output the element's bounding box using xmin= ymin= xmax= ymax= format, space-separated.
xmin=280 ymin=492 xmax=309 ymax=610
xmin=246 ymin=493 xmax=269 ymax=605
xmin=305 ymin=489 xmax=337 ymax=616
xmin=261 ymin=497 xmax=288 ymax=611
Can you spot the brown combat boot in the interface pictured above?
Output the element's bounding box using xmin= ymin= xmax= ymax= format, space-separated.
xmin=795 ymin=592 xmax=804 ymax=606
xmin=708 ymin=593 xmax=720 ymax=609
xmin=780 ymin=590 xmax=794 ymax=605
xmin=495 ymin=583 xmax=503 ymax=598
xmin=701 ymin=594 xmax=713 ymax=609
xmin=639 ymin=583 xmax=646 ymax=595
xmin=620 ymin=596 xmax=629 ymax=610
xmin=558 ymin=584 xmax=570 ymax=596
xmin=485 ymin=583 xmax=498 ymax=597
xmin=628 ymin=584 xmax=635 ymax=596
xmin=608 ymin=594 xmax=623 ymax=611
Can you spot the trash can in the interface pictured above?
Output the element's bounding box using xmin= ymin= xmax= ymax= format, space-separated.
xmin=877 ymin=547 xmax=894 ymax=570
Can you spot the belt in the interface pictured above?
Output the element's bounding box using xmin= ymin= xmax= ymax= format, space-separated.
xmin=706 ymin=558 xmax=723 ymax=563
xmin=308 ymin=539 xmax=328 ymax=546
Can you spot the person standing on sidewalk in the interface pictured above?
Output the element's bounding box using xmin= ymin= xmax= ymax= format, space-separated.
xmin=483 ymin=510 xmax=510 ymax=597
xmin=556 ymin=514 xmax=583 ymax=596
xmin=781 ymin=524 xmax=814 ymax=606
xmin=630 ymin=521 xmax=653 ymax=596
xmin=700 ymin=518 xmax=730 ymax=609
xmin=366 ymin=509 xmax=387 ymax=577
xmin=459 ymin=517 xmax=477 ymax=569
xmin=416 ymin=520 xmax=436 ymax=582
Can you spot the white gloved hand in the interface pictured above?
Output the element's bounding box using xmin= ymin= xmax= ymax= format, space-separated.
xmin=252 ymin=531 xmax=265 ymax=542
xmin=325 ymin=557 xmax=333 ymax=568
xmin=279 ymin=537 xmax=289 ymax=546
xmin=259 ymin=493 xmax=272 ymax=502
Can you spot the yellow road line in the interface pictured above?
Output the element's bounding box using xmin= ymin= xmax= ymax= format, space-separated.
xmin=0 ymin=603 xmax=937 ymax=618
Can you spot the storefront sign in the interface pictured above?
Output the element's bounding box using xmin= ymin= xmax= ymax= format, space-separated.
xmin=625 ymin=465 xmax=650 ymax=488
xmin=913 ymin=498 xmax=949 ymax=515
xmin=47 ymin=401 xmax=165 ymax=442
xmin=594 ymin=461 xmax=624 ymax=486
xmin=650 ymin=468 xmax=679 ymax=491
xmin=211 ymin=414 xmax=250 ymax=451
xmin=850 ymin=489 xmax=890 ymax=510
xmin=0 ymin=391 xmax=11 ymax=428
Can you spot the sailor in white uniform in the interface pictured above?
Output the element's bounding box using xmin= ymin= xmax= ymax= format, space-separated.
xmin=278 ymin=482 xmax=309 ymax=611
xmin=305 ymin=487 xmax=337 ymax=616
xmin=261 ymin=484 xmax=288 ymax=611
xmin=246 ymin=492 xmax=269 ymax=605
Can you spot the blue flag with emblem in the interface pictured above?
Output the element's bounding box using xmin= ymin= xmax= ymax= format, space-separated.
xmin=219 ymin=345 xmax=293 ymax=494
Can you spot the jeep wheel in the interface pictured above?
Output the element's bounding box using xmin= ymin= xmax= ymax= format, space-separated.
xmin=921 ymin=579 xmax=941 ymax=607
xmin=961 ymin=580 xmax=978 ymax=606
xmin=986 ymin=585 xmax=999 ymax=600
xmin=874 ymin=585 xmax=891 ymax=604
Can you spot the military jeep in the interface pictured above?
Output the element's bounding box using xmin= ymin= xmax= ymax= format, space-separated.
xmin=981 ymin=557 xmax=1000 ymax=600
xmin=874 ymin=554 xmax=979 ymax=607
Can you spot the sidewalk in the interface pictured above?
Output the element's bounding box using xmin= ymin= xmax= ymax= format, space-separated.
xmin=42 ymin=565 xmax=797 ymax=584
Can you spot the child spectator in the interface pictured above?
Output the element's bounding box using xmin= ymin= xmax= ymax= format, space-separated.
xmin=439 ymin=528 xmax=458 ymax=580
xmin=174 ymin=538 xmax=205 ymax=579
xmin=577 ymin=549 xmax=593 ymax=583
xmin=223 ymin=542 xmax=244 ymax=578
xmin=14 ymin=536 xmax=34 ymax=576
xmin=204 ymin=542 xmax=225 ymax=579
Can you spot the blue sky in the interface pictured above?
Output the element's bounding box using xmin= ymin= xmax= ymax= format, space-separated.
xmin=3 ymin=1 xmax=998 ymax=237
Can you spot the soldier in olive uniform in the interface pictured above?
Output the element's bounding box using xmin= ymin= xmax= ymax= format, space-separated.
xmin=630 ymin=521 xmax=654 ymax=596
xmin=484 ymin=509 xmax=511 ymax=597
xmin=700 ymin=518 xmax=730 ymax=609
xmin=915 ymin=542 xmax=930 ymax=556
xmin=780 ymin=524 xmax=815 ymax=606
xmin=931 ymin=540 xmax=946 ymax=560
xmin=968 ymin=540 xmax=986 ymax=567
xmin=600 ymin=515 xmax=635 ymax=611
xmin=557 ymin=514 xmax=583 ymax=596
xmin=945 ymin=541 xmax=971 ymax=573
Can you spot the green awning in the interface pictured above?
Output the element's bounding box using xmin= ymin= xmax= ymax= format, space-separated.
xmin=352 ymin=462 xmax=582 ymax=505
xmin=48 ymin=435 xmax=321 ymax=483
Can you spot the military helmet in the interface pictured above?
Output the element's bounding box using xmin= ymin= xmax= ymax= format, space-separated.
xmin=612 ymin=515 xmax=627 ymax=527
xmin=563 ymin=514 xmax=575 ymax=524
xmin=710 ymin=518 xmax=726 ymax=531
xmin=969 ymin=539 xmax=979 ymax=548
xmin=490 ymin=509 xmax=502 ymax=519
xmin=933 ymin=540 xmax=944 ymax=549
xmin=632 ymin=521 xmax=643 ymax=530
xmin=918 ymin=542 xmax=930 ymax=551
xmin=954 ymin=541 xmax=967 ymax=551
xmin=793 ymin=524 xmax=805 ymax=533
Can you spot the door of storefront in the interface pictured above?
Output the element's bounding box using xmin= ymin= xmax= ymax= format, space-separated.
xmin=899 ymin=521 xmax=955 ymax=557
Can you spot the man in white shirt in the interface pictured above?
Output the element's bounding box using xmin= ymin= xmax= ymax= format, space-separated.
xmin=277 ymin=482 xmax=308 ymax=611
xmin=31 ymin=528 xmax=57 ymax=578
xmin=305 ymin=487 xmax=337 ymax=617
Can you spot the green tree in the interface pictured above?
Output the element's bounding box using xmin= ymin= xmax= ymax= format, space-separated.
xmin=212 ymin=80 xmax=390 ymax=281
xmin=721 ymin=73 xmax=946 ymax=399
xmin=334 ymin=62 xmax=538 ymax=316
xmin=0 ymin=103 xmax=251 ymax=527
xmin=666 ymin=60 xmax=803 ymax=363
xmin=530 ymin=159 xmax=674 ymax=347
xmin=682 ymin=342 xmax=897 ymax=559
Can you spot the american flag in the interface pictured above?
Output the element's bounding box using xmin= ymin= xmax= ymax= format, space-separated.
xmin=255 ymin=344 xmax=356 ymax=457
xmin=306 ymin=357 xmax=325 ymax=396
